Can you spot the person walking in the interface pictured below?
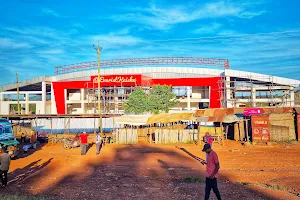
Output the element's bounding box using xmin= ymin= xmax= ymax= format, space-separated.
xmin=201 ymin=144 xmax=222 ymax=200
xmin=95 ymin=132 xmax=102 ymax=155
xmin=0 ymin=148 xmax=11 ymax=188
xmin=80 ymin=132 xmax=88 ymax=155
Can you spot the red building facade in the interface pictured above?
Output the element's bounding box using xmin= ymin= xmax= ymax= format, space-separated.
xmin=52 ymin=74 xmax=222 ymax=114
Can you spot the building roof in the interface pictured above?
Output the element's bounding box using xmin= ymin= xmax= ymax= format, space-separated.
xmin=1 ymin=67 xmax=299 ymax=92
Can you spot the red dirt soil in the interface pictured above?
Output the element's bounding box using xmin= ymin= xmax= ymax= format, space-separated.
xmin=1 ymin=141 xmax=300 ymax=200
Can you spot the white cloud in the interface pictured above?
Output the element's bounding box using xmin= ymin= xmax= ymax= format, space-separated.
xmin=193 ymin=23 xmax=222 ymax=34
xmin=0 ymin=38 xmax=31 ymax=49
xmin=90 ymin=34 xmax=143 ymax=49
xmin=111 ymin=1 xmax=264 ymax=30
xmin=41 ymin=8 xmax=61 ymax=17
xmin=239 ymin=11 xmax=266 ymax=19
xmin=41 ymin=8 xmax=72 ymax=18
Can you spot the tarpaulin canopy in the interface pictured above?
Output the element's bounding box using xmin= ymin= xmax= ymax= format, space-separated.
xmin=195 ymin=108 xmax=242 ymax=123
xmin=114 ymin=115 xmax=151 ymax=126
xmin=0 ymin=140 xmax=19 ymax=146
xmin=147 ymin=113 xmax=194 ymax=124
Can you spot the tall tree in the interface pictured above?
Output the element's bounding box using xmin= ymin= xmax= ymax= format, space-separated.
xmin=124 ymin=88 xmax=149 ymax=114
xmin=148 ymin=85 xmax=179 ymax=114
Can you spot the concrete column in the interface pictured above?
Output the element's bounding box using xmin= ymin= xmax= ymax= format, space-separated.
xmin=251 ymin=87 xmax=256 ymax=107
xmin=187 ymin=86 xmax=191 ymax=110
xmin=225 ymin=73 xmax=232 ymax=108
xmin=41 ymin=82 xmax=46 ymax=114
xmin=290 ymin=87 xmax=295 ymax=107
xmin=0 ymin=93 xmax=2 ymax=114
xmin=81 ymin=88 xmax=85 ymax=114
xmin=25 ymin=94 xmax=29 ymax=114
xmin=64 ymin=89 xmax=67 ymax=114
xmin=50 ymin=83 xmax=57 ymax=114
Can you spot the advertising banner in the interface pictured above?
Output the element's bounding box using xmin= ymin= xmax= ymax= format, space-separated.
xmin=251 ymin=115 xmax=270 ymax=142
xmin=244 ymin=108 xmax=263 ymax=116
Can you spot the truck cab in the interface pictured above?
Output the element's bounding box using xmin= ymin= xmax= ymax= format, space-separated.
xmin=0 ymin=118 xmax=19 ymax=157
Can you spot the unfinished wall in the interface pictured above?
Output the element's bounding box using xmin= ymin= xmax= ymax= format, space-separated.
xmin=269 ymin=113 xmax=296 ymax=141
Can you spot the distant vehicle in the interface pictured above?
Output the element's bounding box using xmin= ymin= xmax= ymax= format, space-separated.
xmin=62 ymin=135 xmax=81 ymax=149
xmin=0 ymin=118 xmax=19 ymax=157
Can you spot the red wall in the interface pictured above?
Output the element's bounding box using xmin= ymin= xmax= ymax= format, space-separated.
xmin=52 ymin=75 xmax=222 ymax=114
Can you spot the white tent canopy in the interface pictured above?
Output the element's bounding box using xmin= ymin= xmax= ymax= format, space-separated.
xmin=114 ymin=115 xmax=151 ymax=126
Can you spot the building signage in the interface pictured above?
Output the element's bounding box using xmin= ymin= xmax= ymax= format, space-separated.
xmin=244 ymin=108 xmax=263 ymax=116
xmin=90 ymin=75 xmax=141 ymax=86
xmin=251 ymin=115 xmax=270 ymax=143
xmin=298 ymin=115 xmax=300 ymax=141
xmin=92 ymin=76 xmax=137 ymax=84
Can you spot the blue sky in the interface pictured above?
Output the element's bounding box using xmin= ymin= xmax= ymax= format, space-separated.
xmin=0 ymin=0 xmax=300 ymax=85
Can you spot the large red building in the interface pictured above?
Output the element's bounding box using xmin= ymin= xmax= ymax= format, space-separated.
xmin=0 ymin=57 xmax=299 ymax=115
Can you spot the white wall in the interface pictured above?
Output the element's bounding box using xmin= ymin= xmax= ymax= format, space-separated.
xmin=0 ymin=101 xmax=44 ymax=114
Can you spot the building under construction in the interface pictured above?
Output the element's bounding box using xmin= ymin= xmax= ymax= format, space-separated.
xmin=0 ymin=57 xmax=299 ymax=115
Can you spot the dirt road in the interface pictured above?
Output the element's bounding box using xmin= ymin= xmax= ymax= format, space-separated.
xmin=2 ymin=141 xmax=300 ymax=200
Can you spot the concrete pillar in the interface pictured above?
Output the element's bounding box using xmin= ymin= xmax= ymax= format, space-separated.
xmin=50 ymin=83 xmax=57 ymax=114
xmin=251 ymin=87 xmax=256 ymax=107
xmin=42 ymin=82 xmax=46 ymax=114
xmin=25 ymin=94 xmax=29 ymax=114
xmin=64 ymin=89 xmax=67 ymax=114
xmin=187 ymin=86 xmax=191 ymax=110
xmin=81 ymin=88 xmax=85 ymax=114
xmin=0 ymin=93 xmax=2 ymax=114
xmin=224 ymin=69 xmax=232 ymax=108
xmin=290 ymin=87 xmax=295 ymax=107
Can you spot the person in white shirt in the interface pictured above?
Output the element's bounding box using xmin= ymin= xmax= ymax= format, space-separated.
xmin=95 ymin=132 xmax=102 ymax=155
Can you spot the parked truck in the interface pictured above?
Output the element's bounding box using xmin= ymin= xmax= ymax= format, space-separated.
xmin=0 ymin=118 xmax=19 ymax=157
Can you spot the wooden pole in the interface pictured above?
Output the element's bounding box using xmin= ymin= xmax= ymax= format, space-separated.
xmin=68 ymin=117 xmax=71 ymax=134
xmin=16 ymin=73 xmax=20 ymax=115
xmin=245 ymin=119 xmax=249 ymax=142
xmin=50 ymin=118 xmax=53 ymax=135
xmin=220 ymin=122 xmax=224 ymax=146
xmin=225 ymin=125 xmax=229 ymax=140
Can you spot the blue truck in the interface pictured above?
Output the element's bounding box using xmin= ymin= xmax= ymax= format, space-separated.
xmin=0 ymin=118 xmax=19 ymax=157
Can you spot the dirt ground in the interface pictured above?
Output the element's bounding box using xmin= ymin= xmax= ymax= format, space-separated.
xmin=1 ymin=140 xmax=300 ymax=200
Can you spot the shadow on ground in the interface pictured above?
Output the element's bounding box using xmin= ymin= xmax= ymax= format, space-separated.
xmin=3 ymin=144 xmax=298 ymax=200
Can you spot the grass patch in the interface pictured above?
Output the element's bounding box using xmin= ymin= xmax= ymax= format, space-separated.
xmin=184 ymin=176 xmax=205 ymax=183
xmin=0 ymin=195 xmax=47 ymax=200
xmin=237 ymin=182 xmax=250 ymax=186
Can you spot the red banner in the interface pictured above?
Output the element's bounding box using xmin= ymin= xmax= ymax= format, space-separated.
xmin=298 ymin=115 xmax=300 ymax=141
xmin=252 ymin=116 xmax=270 ymax=143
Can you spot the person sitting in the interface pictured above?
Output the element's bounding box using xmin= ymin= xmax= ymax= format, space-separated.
xmin=21 ymin=133 xmax=26 ymax=143
xmin=204 ymin=132 xmax=213 ymax=147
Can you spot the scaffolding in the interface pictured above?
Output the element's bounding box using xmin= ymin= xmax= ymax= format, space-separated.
xmin=218 ymin=74 xmax=298 ymax=108
xmin=83 ymin=78 xmax=153 ymax=114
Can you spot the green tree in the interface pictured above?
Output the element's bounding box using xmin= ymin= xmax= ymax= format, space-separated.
xmin=124 ymin=88 xmax=149 ymax=114
xmin=148 ymin=85 xmax=179 ymax=114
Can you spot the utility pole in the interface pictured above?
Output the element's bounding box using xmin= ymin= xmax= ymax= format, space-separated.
xmin=16 ymin=73 xmax=20 ymax=114
xmin=93 ymin=41 xmax=103 ymax=133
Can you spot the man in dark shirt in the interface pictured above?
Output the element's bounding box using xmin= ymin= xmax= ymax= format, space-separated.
xmin=0 ymin=148 xmax=11 ymax=188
